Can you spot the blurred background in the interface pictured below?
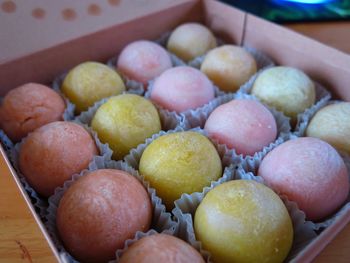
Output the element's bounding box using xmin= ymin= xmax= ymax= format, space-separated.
xmin=220 ymin=0 xmax=350 ymax=22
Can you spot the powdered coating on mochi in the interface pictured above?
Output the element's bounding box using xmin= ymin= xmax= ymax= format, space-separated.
xmin=258 ymin=137 xmax=349 ymax=221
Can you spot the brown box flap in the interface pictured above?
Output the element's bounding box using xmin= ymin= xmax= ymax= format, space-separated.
xmin=0 ymin=0 xmax=202 ymax=95
xmin=0 ymin=0 xmax=195 ymax=64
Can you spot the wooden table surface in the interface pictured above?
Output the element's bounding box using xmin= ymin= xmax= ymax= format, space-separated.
xmin=0 ymin=21 xmax=350 ymax=263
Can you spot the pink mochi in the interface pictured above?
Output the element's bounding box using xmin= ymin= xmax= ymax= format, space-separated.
xmin=117 ymin=40 xmax=172 ymax=85
xmin=150 ymin=66 xmax=215 ymax=113
xmin=258 ymin=137 xmax=349 ymax=221
xmin=204 ymin=99 xmax=277 ymax=156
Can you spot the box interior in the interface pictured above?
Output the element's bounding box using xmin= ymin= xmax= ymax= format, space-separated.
xmin=1 ymin=0 xmax=350 ymax=262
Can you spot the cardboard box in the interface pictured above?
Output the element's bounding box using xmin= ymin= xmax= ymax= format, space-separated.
xmin=1 ymin=0 xmax=349 ymax=262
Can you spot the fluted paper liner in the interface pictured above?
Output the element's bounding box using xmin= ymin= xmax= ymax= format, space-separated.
xmin=173 ymin=165 xmax=317 ymax=263
xmin=294 ymin=82 xmax=332 ymax=136
xmin=295 ymin=99 xmax=339 ymax=137
xmin=51 ymin=72 xmax=76 ymax=120
xmin=7 ymin=121 xmax=112 ymax=218
xmin=45 ymin=159 xmax=177 ymax=263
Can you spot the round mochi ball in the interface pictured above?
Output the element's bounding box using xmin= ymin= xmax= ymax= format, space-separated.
xmin=251 ymin=66 xmax=315 ymax=121
xmin=117 ymin=40 xmax=172 ymax=85
xmin=306 ymin=102 xmax=350 ymax=155
xmin=258 ymin=137 xmax=349 ymax=221
xmin=204 ymin=99 xmax=277 ymax=156
xmin=139 ymin=131 xmax=222 ymax=209
xmin=0 ymin=83 xmax=65 ymax=142
xmin=91 ymin=94 xmax=161 ymax=160
xmin=195 ymin=180 xmax=293 ymax=263
xmin=167 ymin=23 xmax=217 ymax=62
xmin=62 ymin=61 xmax=125 ymax=113
xmin=201 ymin=45 xmax=257 ymax=92
xmin=119 ymin=234 xmax=204 ymax=263
xmin=57 ymin=169 xmax=152 ymax=263
xmin=19 ymin=121 xmax=98 ymax=197
xmin=150 ymin=66 xmax=215 ymax=113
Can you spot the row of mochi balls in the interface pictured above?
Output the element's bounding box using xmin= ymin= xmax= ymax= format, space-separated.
xmin=0 ymin=22 xmax=350 ymax=263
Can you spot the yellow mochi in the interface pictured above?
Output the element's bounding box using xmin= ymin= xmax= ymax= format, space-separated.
xmin=91 ymin=94 xmax=161 ymax=160
xmin=62 ymin=62 xmax=125 ymax=113
xmin=201 ymin=45 xmax=257 ymax=92
xmin=194 ymin=180 xmax=293 ymax=263
xmin=306 ymin=102 xmax=350 ymax=155
xmin=139 ymin=131 xmax=222 ymax=209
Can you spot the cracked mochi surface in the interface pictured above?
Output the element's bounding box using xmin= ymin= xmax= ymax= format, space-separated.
xmin=0 ymin=83 xmax=65 ymax=142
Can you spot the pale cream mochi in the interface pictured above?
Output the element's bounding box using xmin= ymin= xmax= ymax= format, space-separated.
xmin=251 ymin=66 xmax=315 ymax=121
xmin=167 ymin=23 xmax=217 ymax=62
xmin=306 ymin=102 xmax=350 ymax=155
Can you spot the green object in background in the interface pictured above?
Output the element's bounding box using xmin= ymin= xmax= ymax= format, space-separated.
xmin=221 ymin=0 xmax=350 ymax=22
xmin=264 ymin=0 xmax=350 ymax=22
